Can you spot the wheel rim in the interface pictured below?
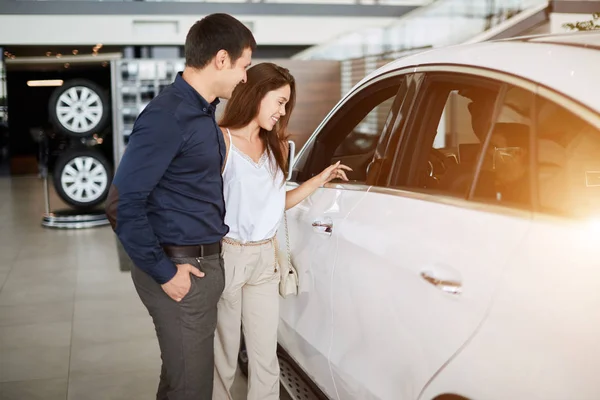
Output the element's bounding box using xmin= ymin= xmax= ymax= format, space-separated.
xmin=55 ymin=86 xmax=103 ymax=133
xmin=60 ymin=156 xmax=108 ymax=203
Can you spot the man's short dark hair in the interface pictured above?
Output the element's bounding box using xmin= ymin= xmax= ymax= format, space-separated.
xmin=185 ymin=14 xmax=257 ymax=69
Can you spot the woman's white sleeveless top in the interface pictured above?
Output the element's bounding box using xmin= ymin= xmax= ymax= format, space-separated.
xmin=222 ymin=128 xmax=286 ymax=243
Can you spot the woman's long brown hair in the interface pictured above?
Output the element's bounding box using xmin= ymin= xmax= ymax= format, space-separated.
xmin=219 ymin=62 xmax=296 ymax=176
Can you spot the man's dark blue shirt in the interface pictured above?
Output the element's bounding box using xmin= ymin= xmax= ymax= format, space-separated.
xmin=106 ymin=73 xmax=229 ymax=284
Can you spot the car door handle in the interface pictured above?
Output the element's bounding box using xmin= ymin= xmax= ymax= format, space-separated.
xmin=312 ymin=220 xmax=333 ymax=235
xmin=420 ymin=271 xmax=462 ymax=295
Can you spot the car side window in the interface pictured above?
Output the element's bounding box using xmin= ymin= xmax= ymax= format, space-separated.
xmin=332 ymin=95 xmax=395 ymax=160
xmin=534 ymin=94 xmax=600 ymax=219
xmin=295 ymin=75 xmax=407 ymax=184
xmin=390 ymin=73 xmax=502 ymax=197
xmin=471 ymin=85 xmax=535 ymax=209
xmin=368 ymin=73 xmax=421 ymax=187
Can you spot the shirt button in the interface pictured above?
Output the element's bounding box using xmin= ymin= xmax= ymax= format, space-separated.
xmin=203 ymin=108 xmax=207 ymax=112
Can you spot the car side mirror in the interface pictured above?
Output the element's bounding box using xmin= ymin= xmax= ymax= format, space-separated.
xmin=287 ymin=140 xmax=296 ymax=181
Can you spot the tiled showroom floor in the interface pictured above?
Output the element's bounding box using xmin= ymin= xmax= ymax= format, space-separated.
xmin=0 ymin=176 xmax=282 ymax=400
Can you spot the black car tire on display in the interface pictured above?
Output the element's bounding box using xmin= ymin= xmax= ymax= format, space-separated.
xmin=53 ymin=148 xmax=112 ymax=210
xmin=48 ymin=79 xmax=110 ymax=137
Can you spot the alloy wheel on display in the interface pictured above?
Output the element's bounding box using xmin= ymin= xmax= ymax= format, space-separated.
xmin=56 ymin=86 xmax=104 ymax=134
xmin=60 ymin=155 xmax=109 ymax=204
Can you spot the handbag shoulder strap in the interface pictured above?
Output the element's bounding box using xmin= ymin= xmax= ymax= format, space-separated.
xmin=284 ymin=211 xmax=292 ymax=273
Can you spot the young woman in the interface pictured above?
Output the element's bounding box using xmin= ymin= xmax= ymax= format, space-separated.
xmin=213 ymin=62 xmax=350 ymax=400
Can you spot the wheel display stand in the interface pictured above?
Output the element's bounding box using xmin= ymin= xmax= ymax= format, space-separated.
xmin=38 ymin=133 xmax=110 ymax=229
xmin=41 ymin=204 xmax=110 ymax=229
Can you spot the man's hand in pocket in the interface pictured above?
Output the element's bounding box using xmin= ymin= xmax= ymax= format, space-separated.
xmin=161 ymin=263 xmax=205 ymax=302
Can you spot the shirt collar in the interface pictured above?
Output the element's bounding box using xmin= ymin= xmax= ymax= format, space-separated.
xmin=174 ymin=72 xmax=220 ymax=114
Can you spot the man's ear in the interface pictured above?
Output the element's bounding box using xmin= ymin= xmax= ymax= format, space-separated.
xmin=214 ymin=49 xmax=230 ymax=70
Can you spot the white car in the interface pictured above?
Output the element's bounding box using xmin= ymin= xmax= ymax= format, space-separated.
xmin=276 ymin=31 xmax=600 ymax=400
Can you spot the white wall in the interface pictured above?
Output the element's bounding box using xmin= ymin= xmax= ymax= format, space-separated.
xmin=0 ymin=15 xmax=397 ymax=46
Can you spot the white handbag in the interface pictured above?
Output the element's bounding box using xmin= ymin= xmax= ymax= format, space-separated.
xmin=278 ymin=211 xmax=299 ymax=298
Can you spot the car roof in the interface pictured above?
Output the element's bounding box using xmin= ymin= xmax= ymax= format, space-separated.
xmin=362 ymin=31 xmax=600 ymax=113
xmin=513 ymin=30 xmax=600 ymax=49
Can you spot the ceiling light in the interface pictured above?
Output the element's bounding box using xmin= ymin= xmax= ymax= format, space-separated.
xmin=27 ymin=79 xmax=64 ymax=87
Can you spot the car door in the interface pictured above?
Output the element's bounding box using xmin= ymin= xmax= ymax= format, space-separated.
xmin=278 ymin=72 xmax=408 ymax=398
xmin=421 ymin=87 xmax=600 ymax=400
xmin=484 ymin=89 xmax=600 ymax=399
xmin=327 ymin=70 xmax=535 ymax=399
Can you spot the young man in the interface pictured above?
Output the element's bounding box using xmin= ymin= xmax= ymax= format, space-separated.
xmin=106 ymin=14 xmax=255 ymax=400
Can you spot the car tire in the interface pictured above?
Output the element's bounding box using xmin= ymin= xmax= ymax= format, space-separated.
xmin=49 ymin=79 xmax=110 ymax=137
xmin=53 ymin=148 xmax=112 ymax=210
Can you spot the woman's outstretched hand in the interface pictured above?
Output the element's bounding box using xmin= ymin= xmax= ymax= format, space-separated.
xmin=317 ymin=161 xmax=353 ymax=185
xmin=285 ymin=161 xmax=353 ymax=210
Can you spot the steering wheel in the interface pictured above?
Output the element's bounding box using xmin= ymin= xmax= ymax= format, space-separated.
xmin=427 ymin=148 xmax=448 ymax=180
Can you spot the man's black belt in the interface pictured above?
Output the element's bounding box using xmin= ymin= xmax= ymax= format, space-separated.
xmin=162 ymin=242 xmax=222 ymax=258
